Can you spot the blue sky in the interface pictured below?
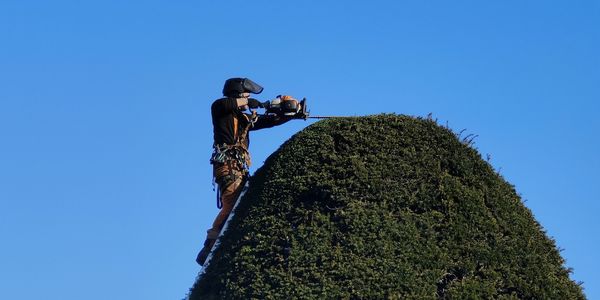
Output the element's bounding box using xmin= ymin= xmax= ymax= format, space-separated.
xmin=0 ymin=1 xmax=598 ymax=299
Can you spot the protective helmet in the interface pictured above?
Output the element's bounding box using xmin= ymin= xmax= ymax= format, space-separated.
xmin=222 ymin=78 xmax=264 ymax=97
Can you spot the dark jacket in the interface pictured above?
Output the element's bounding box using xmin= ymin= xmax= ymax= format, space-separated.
xmin=211 ymin=97 xmax=289 ymax=148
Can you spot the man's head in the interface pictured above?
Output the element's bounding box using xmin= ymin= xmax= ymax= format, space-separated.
xmin=222 ymin=78 xmax=264 ymax=97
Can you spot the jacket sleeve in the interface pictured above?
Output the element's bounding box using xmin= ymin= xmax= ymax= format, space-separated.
xmin=250 ymin=114 xmax=292 ymax=131
xmin=211 ymin=98 xmax=239 ymax=117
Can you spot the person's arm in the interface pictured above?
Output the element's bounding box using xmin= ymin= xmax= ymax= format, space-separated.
xmin=250 ymin=114 xmax=291 ymax=131
xmin=211 ymin=98 xmax=246 ymax=117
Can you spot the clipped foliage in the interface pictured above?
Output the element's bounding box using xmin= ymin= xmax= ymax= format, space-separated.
xmin=189 ymin=114 xmax=583 ymax=299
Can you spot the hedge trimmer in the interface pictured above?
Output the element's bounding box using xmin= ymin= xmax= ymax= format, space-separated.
xmin=262 ymin=95 xmax=339 ymax=120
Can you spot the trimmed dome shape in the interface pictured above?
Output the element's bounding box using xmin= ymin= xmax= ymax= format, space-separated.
xmin=189 ymin=115 xmax=583 ymax=299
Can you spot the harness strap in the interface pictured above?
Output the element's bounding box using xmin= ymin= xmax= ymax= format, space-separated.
xmin=216 ymin=186 xmax=222 ymax=209
xmin=237 ymin=111 xmax=257 ymax=167
xmin=233 ymin=113 xmax=239 ymax=141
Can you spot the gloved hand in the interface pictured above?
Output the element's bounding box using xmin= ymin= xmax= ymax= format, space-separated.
xmin=247 ymin=98 xmax=263 ymax=109
xmin=262 ymin=101 xmax=271 ymax=108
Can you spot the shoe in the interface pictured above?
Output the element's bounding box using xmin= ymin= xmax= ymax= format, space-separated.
xmin=196 ymin=238 xmax=216 ymax=265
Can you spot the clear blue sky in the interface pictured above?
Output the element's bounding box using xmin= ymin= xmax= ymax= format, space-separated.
xmin=1 ymin=1 xmax=598 ymax=299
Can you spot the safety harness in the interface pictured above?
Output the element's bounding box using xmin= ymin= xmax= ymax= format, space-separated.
xmin=210 ymin=110 xmax=258 ymax=208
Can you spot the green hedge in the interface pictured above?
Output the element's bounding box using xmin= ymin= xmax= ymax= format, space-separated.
xmin=189 ymin=114 xmax=583 ymax=299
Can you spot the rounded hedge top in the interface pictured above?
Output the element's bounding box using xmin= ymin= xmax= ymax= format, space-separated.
xmin=189 ymin=114 xmax=583 ymax=299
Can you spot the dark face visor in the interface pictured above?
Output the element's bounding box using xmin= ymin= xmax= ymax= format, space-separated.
xmin=242 ymin=78 xmax=263 ymax=94
xmin=223 ymin=77 xmax=264 ymax=96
